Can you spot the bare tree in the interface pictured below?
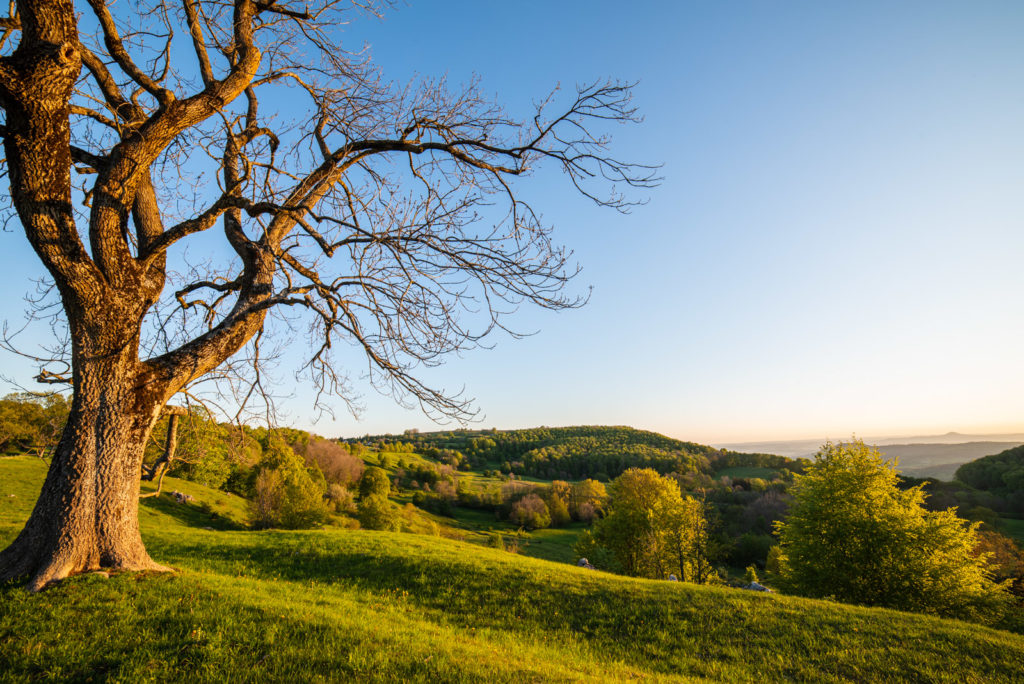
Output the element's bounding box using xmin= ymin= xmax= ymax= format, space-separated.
xmin=0 ymin=0 xmax=656 ymax=590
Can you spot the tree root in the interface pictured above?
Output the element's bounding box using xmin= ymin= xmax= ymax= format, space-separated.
xmin=1 ymin=532 xmax=175 ymax=592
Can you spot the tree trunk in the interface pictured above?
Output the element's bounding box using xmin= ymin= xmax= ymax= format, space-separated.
xmin=0 ymin=334 xmax=170 ymax=591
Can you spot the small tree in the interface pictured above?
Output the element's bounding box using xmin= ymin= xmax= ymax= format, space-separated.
xmin=509 ymin=493 xmax=551 ymax=530
xmin=570 ymin=479 xmax=608 ymax=520
xmin=587 ymin=468 xmax=712 ymax=581
xmin=358 ymin=467 xmax=391 ymax=499
xmin=775 ymin=440 xmax=1010 ymax=621
xmin=357 ymin=494 xmax=397 ymax=531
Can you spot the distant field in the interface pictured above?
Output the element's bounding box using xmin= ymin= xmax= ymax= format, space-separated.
xmin=716 ymin=466 xmax=779 ymax=480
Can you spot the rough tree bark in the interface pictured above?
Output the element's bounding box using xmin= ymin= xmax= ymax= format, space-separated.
xmin=0 ymin=0 xmax=654 ymax=590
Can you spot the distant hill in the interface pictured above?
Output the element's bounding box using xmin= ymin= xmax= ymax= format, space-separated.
xmin=956 ymin=444 xmax=1024 ymax=493
xmin=718 ymin=433 xmax=1024 ymax=482
xmin=347 ymin=425 xmax=795 ymax=481
xmin=880 ymin=442 xmax=1024 ymax=480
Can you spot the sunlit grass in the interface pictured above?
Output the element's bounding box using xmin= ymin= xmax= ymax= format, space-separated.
xmin=3 ymin=455 xmax=1024 ymax=682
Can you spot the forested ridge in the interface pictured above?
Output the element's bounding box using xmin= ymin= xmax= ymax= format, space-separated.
xmin=957 ymin=445 xmax=1024 ymax=496
xmin=348 ymin=425 xmax=798 ymax=481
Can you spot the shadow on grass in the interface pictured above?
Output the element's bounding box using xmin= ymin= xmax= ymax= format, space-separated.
xmin=141 ymin=495 xmax=246 ymax=531
xmin=152 ymin=532 xmax=733 ymax=666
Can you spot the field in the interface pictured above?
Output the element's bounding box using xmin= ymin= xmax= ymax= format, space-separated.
xmin=3 ymin=456 xmax=1024 ymax=682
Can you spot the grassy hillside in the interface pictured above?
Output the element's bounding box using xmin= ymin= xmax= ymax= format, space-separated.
xmin=3 ymin=456 xmax=1024 ymax=682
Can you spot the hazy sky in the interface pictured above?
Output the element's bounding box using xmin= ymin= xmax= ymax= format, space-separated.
xmin=3 ymin=1 xmax=1024 ymax=445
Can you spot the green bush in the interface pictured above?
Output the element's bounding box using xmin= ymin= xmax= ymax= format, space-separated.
xmin=776 ymin=440 xmax=1011 ymax=622
xmin=250 ymin=432 xmax=329 ymax=529
xmin=358 ymin=494 xmax=398 ymax=531
xmin=509 ymin=494 xmax=550 ymax=530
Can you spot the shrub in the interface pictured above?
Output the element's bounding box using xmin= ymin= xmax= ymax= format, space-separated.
xmin=509 ymin=494 xmax=550 ymax=530
xmin=358 ymin=494 xmax=398 ymax=531
xmin=326 ymin=483 xmax=357 ymax=514
xmin=359 ymin=467 xmax=391 ymax=498
xmin=252 ymin=465 xmax=330 ymax=529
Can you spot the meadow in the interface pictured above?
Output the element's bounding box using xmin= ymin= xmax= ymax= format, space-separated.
xmin=3 ymin=456 xmax=1024 ymax=682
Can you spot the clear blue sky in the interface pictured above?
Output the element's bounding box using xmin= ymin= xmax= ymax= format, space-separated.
xmin=3 ymin=1 xmax=1024 ymax=444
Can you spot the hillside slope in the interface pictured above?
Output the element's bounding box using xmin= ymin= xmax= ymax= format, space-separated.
xmin=3 ymin=456 xmax=1024 ymax=682
xmin=351 ymin=425 xmax=792 ymax=481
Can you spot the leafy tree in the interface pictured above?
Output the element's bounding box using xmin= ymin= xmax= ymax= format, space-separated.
xmin=0 ymin=393 xmax=70 ymax=457
xmin=357 ymin=495 xmax=398 ymax=531
xmin=570 ymin=478 xmax=608 ymax=520
xmin=653 ymin=487 xmax=712 ymax=583
xmin=509 ymin=494 xmax=551 ymax=530
xmin=973 ymin=529 xmax=1024 ymax=599
xmin=545 ymin=480 xmax=571 ymax=527
xmin=775 ymin=440 xmax=1010 ymax=621
xmin=0 ymin=1 xmax=652 ymax=589
xmin=546 ymin=493 xmax=571 ymax=527
xmin=585 ymin=468 xmax=712 ymax=581
xmin=249 ymin=430 xmax=330 ymax=529
xmin=358 ymin=467 xmax=391 ymax=499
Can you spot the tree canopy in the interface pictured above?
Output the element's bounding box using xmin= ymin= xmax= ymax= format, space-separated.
xmin=577 ymin=467 xmax=712 ymax=582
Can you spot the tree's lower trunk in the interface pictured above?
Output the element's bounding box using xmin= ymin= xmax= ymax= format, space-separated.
xmin=0 ymin=352 xmax=170 ymax=591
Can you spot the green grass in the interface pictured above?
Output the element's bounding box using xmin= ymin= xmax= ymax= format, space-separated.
xmin=3 ymin=455 xmax=1024 ymax=682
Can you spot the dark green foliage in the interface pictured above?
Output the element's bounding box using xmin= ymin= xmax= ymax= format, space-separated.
xmin=728 ymin=533 xmax=775 ymax=569
xmin=346 ymin=426 xmax=780 ymax=481
xmin=957 ymin=445 xmax=1024 ymax=492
